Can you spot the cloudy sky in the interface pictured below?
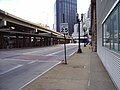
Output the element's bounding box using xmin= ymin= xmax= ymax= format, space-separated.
xmin=0 ymin=0 xmax=90 ymax=29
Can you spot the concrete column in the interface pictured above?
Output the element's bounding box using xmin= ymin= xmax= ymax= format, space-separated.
xmin=55 ymin=38 xmax=57 ymax=45
xmin=6 ymin=35 xmax=10 ymax=49
xmin=57 ymin=38 xmax=59 ymax=44
xmin=43 ymin=38 xmax=45 ymax=46
xmin=0 ymin=33 xmax=3 ymax=49
xmin=16 ymin=35 xmax=19 ymax=48
xmin=51 ymin=38 xmax=53 ymax=45
xmin=54 ymin=38 xmax=56 ymax=45
xmin=49 ymin=38 xmax=50 ymax=46
xmin=53 ymin=38 xmax=55 ymax=45
xmin=29 ymin=36 xmax=31 ymax=47
xmin=40 ymin=37 xmax=42 ymax=47
xmin=23 ymin=35 xmax=25 ymax=47
xmin=33 ymin=36 xmax=36 ymax=47
xmin=58 ymin=39 xmax=60 ymax=44
xmin=46 ymin=38 xmax=48 ymax=46
xmin=45 ymin=38 xmax=47 ymax=46
xmin=38 ymin=37 xmax=40 ymax=47
xmin=47 ymin=38 xmax=49 ymax=46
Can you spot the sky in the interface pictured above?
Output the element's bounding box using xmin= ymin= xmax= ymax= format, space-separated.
xmin=0 ymin=0 xmax=90 ymax=29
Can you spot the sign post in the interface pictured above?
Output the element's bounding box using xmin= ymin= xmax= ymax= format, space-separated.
xmin=60 ymin=23 xmax=68 ymax=64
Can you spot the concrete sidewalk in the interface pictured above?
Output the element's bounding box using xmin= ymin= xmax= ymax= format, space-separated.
xmin=22 ymin=46 xmax=117 ymax=90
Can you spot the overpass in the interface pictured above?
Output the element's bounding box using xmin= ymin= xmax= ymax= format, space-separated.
xmin=0 ymin=9 xmax=72 ymax=49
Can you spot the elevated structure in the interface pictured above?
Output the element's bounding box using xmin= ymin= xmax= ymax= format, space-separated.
xmin=0 ymin=9 xmax=71 ymax=49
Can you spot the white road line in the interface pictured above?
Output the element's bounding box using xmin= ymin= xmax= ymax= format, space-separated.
xmin=18 ymin=61 xmax=61 ymax=90
xmin=23 ymin=45 xmax=62 ymax=55
xmin=69 ymin=49 xmax=77 ymax=56
xmin=47 ymin=50 xmax=64 ymax=56
xmin=23 ymin=45 xmax=77 ymax=56
xmin=0 ymin=64 xmax=23 ymax=76
xmin=23 ymin=50 xmax=42 ymax=54
xmin=28 ymin=61 xmax=36 ymax=64
xmin=4 ymin=58 xmax=30 ymax=62
xmin=3 ymin=58 xmax=60 ymax=63
xmin=88 ymin=79 xmax=90 ymax=87
xmin=47 ymin=46 xmax=77 ymax=56
xmin=37 ymin=60 xmax=60 ymax=63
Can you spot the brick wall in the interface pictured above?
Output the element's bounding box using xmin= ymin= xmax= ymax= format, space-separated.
xmin=91 ymin=0 xmax=97 ymax=52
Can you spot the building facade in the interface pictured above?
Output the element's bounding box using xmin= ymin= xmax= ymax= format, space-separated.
xmin=55 ymin=0 xmax=77 ymax=35
xmin=91 ymin=0 xmax=97 ymax=52
xmin=96 ymin=0 xmax=120 ymax=89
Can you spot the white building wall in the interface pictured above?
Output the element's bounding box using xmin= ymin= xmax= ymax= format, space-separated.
xmin=72 ymin=23 xmax=84 ymax=38
xmin=97 ymin=0 xmax=120 ymax=89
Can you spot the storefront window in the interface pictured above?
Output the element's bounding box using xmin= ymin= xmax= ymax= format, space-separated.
xmin=111 ymin=8 xmax=118 ymax=51
xmin=103 ymin=18 xmax=111 ymax=48
xmin=118 ymin=4 xmax=120 ymax=52
xmin=102 ymin=4 xmax=119 ymax=52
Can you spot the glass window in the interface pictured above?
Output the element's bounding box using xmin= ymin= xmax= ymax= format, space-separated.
xmin=102 ymin=3 xmax=119 ymax=52
xmin=103 ymin=18 xmax=111 ymax=48
xmin=118 ymin=4 xmax=120 ymax=52
xmin=111 ymin=8 xmax=118 ymax=51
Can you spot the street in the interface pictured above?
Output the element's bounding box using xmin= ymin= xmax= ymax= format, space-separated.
xmin=0 ymin=43 xmax=78 ymax=90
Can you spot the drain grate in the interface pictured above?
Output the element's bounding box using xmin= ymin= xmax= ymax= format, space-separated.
xmin=72 ymin=65 xmax=86 ymax=69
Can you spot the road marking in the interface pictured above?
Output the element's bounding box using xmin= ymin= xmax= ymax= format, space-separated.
xmin=69 ymin=49 xmax=77 ymax=56
xmin=0 ymin=64 xmax=23 ymax=76
xmin=3 ymin=58 xmax=60 ymax=63
xmin=23 ymin=45 xmax=62 ymax=55
xmin=28 ymin=61 xmax=36 ymax=64
xmin=18 ymin=61 xmax=61 ymax=90
xmin=88 ymin=79 xmax=90 ymax=87
xmin=23 ymin=50 xmax=42 ymax=54
xmin=3 ymin=58 xmax=30 ymax=62
xmin=23 ymin=45 xmax=77 ymax=56
xmin=47 ymin=46 xmax=77 ymax=56
xmin=47 ymin=50 xmax=64 ymax=56
xmin=37 ymin=60 xmax=60 ymax=63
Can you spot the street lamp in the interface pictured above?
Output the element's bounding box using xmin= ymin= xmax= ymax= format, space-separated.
xmin=83 ymin=28 xmax=86 ymax=47
xmin=81 ymin=13 xmax=86 ymax=47
xmin=76 ymin=13 xmax=82 ymax=53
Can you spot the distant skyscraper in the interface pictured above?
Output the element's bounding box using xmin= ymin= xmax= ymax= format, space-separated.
xmin=54 ymin=0 xmax=77 ymax=35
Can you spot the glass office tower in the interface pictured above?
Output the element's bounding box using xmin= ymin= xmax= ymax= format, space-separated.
xmin=54 ymin=0 xmax=77 ymax=35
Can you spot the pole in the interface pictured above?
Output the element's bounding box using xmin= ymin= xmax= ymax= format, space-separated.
xmin=63 ymin=13 xmax=67 ymax=64
xmin=77 ymin=21 xmax=82 ymax=53
xmin=77 ymin=14 xmax=82 ymax=53
xmin=64 ymin=33 xmax=67 ymax=64
xmin=84 ymin=28 xmax=86 ymax=47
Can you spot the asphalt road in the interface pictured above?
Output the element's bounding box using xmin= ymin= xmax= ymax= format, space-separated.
xmin=0 ymin=43 xmax=78 ymax=90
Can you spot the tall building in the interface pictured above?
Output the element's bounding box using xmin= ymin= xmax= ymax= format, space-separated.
xmin=54 ymin=0 xmax=77 ymax=35
xmin=96 ymin=0 xmax=120 ymax=89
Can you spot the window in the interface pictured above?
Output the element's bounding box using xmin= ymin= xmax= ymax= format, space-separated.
xmin=118 ymin=4 xmax=120 ymax=51
xmin=111 ymin=8 xmax=118 ymax=51
xmin=103 ymin=18 xmax=111 ymax=48
xmin=102 ymin=3 xmax=119 ymax=52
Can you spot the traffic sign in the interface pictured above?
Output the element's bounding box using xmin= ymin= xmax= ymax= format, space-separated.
xmin=60 ymin=23 xmax=68 ymax=34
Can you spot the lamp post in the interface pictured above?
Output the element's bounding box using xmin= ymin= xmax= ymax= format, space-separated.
xmin=76 ymin=13 xmax=82 ymax=53
xmin=81 ymin=13 xmax=86 ymax=47
xmin=84 ymin=28 xmax=86 ymax=47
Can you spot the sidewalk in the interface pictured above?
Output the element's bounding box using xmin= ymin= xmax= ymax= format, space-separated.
xmin=22 ymin=46 xmax=117 ymax=90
